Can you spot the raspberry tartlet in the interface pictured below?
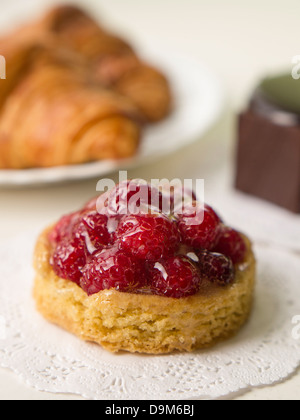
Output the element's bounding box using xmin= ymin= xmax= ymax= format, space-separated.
xmin=33 ymin=180 xmax=256 ymax=354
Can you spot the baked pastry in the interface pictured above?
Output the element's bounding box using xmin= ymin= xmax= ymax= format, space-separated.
xmin=0 ymin=5 xmax=172 ymax=123
xmin=33 ymin=180 xmax=256 ymax=354
xmin=0 ymin=5 xmax=172 ymax=169
xmin=0 ymin=45 xmax=141 ymax=169
xmin=41 ymin=5 xmax=172 ymax=123
xmin=236 ymin=73 xmax=300 ymax=213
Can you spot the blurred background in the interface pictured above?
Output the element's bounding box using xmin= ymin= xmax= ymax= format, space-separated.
xmin=0 ymin=0 xmax=300 ymax=399
xmin=0 ymin=0 xmax=299 ymax=108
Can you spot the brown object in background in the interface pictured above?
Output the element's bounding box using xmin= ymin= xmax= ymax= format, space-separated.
xmin=236 ymin=87 xmax=300 ymax=213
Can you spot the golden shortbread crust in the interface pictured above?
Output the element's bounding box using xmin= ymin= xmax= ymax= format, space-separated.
xmin=33 ymin=228 xmax=256 ymax=354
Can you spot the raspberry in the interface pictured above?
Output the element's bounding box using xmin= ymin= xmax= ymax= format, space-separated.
xmin=117 ymin=213 xmax=180 ymax=261
xmin=159 ymin=184 xmax=198 ymax=215
xmin=49 ymin=181 xmax=246 ymax=298
xmin=107 ymin=180 xmax=165 ymax=216
xmin=48 ymin=212 xmax=81 ymax=245
xmin=177 ymin=203 xmax=221 ymax=250
xmin=50 ymin=210 xmax=114 ymax=284
xmin=214 ymin=226 xmax=247 ymax=264
xmin=150 ymin=256 xmax=202 ymax=298
xmin=197 ymin=251 xmax=235 ymax=286
xmin=50 ymin=237 xmax=87 ymax=285
xmin=81 ymin=246 xmax=147 ymax=295
xmin=77 ymin=211 xmax=113 ymax=251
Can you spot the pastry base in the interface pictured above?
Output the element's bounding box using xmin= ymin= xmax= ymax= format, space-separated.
xmin=33 ymin=229 xmax=256 ymax=354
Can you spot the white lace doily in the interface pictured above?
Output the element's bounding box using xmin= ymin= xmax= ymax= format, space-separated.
xmin=0 ymin=231 xmax=300 ymax=400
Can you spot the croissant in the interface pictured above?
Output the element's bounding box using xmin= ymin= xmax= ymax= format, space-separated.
xmin=45 ymin=6 xmax=173 ymax=122
xmin=0 ymin=41 xmax=142 ymax=169
xmin=3 ymin=5 xmax=172 ymax=122
xmin=0 ymin=6 xmax=172 ymax=169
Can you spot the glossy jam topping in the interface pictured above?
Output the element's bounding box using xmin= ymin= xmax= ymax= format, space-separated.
xmin=49 ymin=180 xmax=247 ymax=298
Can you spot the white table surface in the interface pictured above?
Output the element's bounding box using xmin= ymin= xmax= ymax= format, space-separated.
xmin=1 ymin=0 xmax=300 ymax=400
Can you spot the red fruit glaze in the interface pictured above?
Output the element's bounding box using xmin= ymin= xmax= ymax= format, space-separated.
xmin=197 ymin=251 xmax=235 ymax=286
xmin=50 ymin=210 xmax=114 ymax=284
xmin=81 ymin=246 xmax=147 ymax=295
xmin=106 ymin=180 xmax=165 ymax=216
xmin=77 ymin=211 xmax=113 ymax=250
xmin=49 ymin=180 xmax=247 ymax=298
xmin=150 ymin=256 xmax=202 ymax=298
xmin=48 ymin=212 xmax=80 ymax=245
xmin=50 ymin=237 xmax=87 ymax=285
xmin=177 ymin=203 xmax=221 ymax=250
xmin=117 ymin=213 xmax=180 ymax=261
xmin=214 ymin=226 xmax=247 ymax=265
xmin=157 ymin=184 xmax=197 ymax=215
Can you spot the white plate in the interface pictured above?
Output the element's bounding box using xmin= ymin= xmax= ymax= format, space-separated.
xmin=0 ymin=48 xmax=223 ymax=187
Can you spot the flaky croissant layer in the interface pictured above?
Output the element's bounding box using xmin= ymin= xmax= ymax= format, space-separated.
xmin=0 ymin=53 xmax=142 ymax=169
xmin=0 ymin=5 xmax=172 ymax=169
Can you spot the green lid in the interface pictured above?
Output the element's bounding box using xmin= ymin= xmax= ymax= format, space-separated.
xmin=260 ymin=74 xmax=300 ymax=114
